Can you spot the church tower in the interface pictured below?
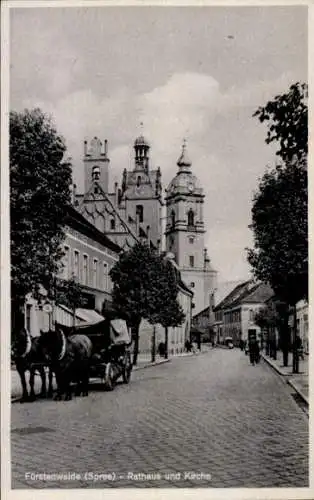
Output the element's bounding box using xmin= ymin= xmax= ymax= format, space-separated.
xmin=84 ymin=137 xmax=110 ymax=194
xmin=165 ymin=141 xmax=217 ymax=315
xmin=119 ymin=134 xmax=163 ymax=249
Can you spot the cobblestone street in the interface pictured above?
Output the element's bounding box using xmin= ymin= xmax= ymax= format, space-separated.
xmin=11 ymin=348 xmax=308 ymax=489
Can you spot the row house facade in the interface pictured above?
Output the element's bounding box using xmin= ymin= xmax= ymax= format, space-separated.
xmin=213 ymin=281 xmax=273 ymax=346
xmin=25 ymin=206 xmax=121 ymax=336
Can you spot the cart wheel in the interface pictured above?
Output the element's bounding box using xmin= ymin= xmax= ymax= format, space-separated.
xmin=122 ymin=353 xmax=132 ymax=384
xmin=103 ymin=363 xmax=115 ymax=391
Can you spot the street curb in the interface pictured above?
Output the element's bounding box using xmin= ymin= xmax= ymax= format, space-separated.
xmin=261 ymin=353 xmax=289 ymax=376
xmin=132 ymin=359 xmax=171 ymax=371
xmin=287 ymin=379 xmax=309 ymax=406
xmin=261 ymin=354 xmax=309 ymax=408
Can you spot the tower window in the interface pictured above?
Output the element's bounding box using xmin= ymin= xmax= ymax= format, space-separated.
xmin=171 ymin=210 xmax=175 ymax=228
xmin=137 ymin=176 xmax=141 ymax=187
xmin=136 ymin=205 xmax=144 ymax=223
xmin=92 ymin=165 xmax=100 ymax=181
xmin=110 ymin=219 xmax=116 ymax=230
xmin=189 ymin=255 xmax=194 ymax=267
xmin=188 ymin=209 xmax=195 ymax=227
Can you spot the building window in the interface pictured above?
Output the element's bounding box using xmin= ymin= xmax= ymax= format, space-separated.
xmin=189 ymin=236 xmax=194 ymax=244
xmin=93 ymin=258 xmax=98 ymax=289
xmin=92 ymin=165 xmax=100 ymax=181
xmin=137 ymin=176 xmax=141 ymax=187
xmin=188 ymin=209 xmax=195 ymax=227
xmin=82 ymin=255 xmax=88 ymax=286
xmin=190 ymin=282 xmax=195 ymax=288
xmin=249 ymin=309 xmax=255 ymax=321
xmin=73 ymin=250 xmax=80 ymax=281
xmin=110 ymin=219 xmax=116 ymax=230
xmin=189 ymin=255 xmax=194 ymax=267
xmin=63 ymin=246 xmax=70 ymax=279
xmin=136 ymin=205 xmax=144 ymax=223
xmin=103 ymin=262 xmax=108 ymax=291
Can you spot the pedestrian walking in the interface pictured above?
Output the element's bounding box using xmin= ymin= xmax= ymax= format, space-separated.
xmin=248 ymin=340 xmax=259 ymax=366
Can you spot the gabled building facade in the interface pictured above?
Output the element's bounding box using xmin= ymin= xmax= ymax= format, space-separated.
xmin=213 ymin=280 xmax=273 ymax=346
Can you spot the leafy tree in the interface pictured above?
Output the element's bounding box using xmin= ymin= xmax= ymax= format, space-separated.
xmin=110 ymin=242 xmax=185 ymax=365
xmin=54 ymin=275 xmax=85 ymax=327
xmin=248 ymin=83 xmax=308 ymax=372
xmin=254 ymin=302 xmax=281 ymax=360
xmin=147 ymin=258 xmax=185 ymax=359
xmin=10 ymin=108 xmax=72 ymax=327
xmin=253 ymin=82 xmax=308 ymax=163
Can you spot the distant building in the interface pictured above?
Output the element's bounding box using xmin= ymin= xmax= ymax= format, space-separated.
xmin=213 ymin=280 xmax=273 ymax=346
xmin=192 ymin=280 xmax=245 ymax=343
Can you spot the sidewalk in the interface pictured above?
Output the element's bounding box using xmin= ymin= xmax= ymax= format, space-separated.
xmin=261 ymin=351 xmax=309 ymax=406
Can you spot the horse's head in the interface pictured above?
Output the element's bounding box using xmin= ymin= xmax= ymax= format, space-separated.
xmin=11 ymin=328 xmax=32 ymax=361
xmin=39 ymin=328 xmax=66 ymax=362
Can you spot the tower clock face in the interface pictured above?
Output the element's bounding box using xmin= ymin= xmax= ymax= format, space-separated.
xmin=188 ymin=182 xmax=194 ymax=192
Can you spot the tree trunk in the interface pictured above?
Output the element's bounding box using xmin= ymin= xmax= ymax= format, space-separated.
xmin=164 ymin=326 xmax=168 ymax=359
xmin=266 ymin=329 xmax=270 ymax=356
xmin=280 ymin=311 xmax=290 ymax=367
xmin=292 ymin=304 xmax=299 ymax=374
xmin=151 ymin=325 xmax=156 ymax=363
xmin=132 ymin=320 xmax=141 ymax=366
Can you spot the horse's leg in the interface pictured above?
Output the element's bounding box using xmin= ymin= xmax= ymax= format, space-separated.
xmin=17 ymin=365 xmax=29 ymax=402
xmin=65 ymin=380 xmax=72 ymax=401
xmin=53 ymin=371 xmax=63 ymax=401
xmin=47 ymin=367 xmax=53 ymax=398
xmin=39 ymin=367 xmax=47 ymax=398
xmin=29 ymin=368 xmax=36 ymax=401
xmin=82 ymin=363 xmax=90 ymax=397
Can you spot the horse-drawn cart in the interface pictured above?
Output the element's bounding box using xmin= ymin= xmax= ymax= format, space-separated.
xmin=58 ymin=316 xmax=133 ymax=391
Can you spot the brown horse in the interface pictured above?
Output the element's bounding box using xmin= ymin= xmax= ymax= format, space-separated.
xmin=39 ymin=328 xmax=92 ymax=401
xmin=11 ymin=328 xmax=53 ymax=403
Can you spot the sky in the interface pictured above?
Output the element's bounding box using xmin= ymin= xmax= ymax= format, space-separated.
xmin=10 ymin=5 xmax=308 ymax=283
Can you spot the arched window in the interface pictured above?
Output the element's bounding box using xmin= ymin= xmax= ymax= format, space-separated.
xmin=136 ymin=205 xmax=144 ymax=223
xmin=171 ymin=210 xmax=175 ymax=228
xmin=188 ymin=209 xmax=194 ymax=227
xmin=110 ymin=219 xmax=116 ymax=230
xmin=137 ymin=176 xmax=141 ymax=187
xmin=92 ymin=165 xmax=100 ymax=181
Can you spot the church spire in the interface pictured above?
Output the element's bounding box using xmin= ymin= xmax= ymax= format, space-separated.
xmin=177 ymin=138 xmax=192 ymax=172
